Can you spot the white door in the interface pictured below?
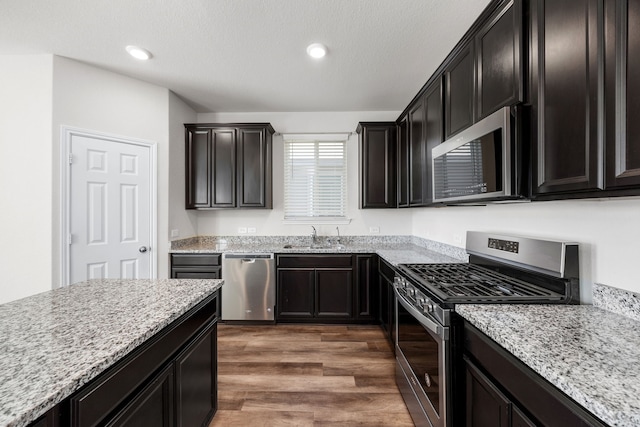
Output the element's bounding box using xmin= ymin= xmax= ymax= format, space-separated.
xmin=69 ymin=134 xmax=152 ymax=284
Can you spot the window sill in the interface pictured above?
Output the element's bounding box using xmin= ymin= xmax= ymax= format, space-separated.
xmin=282 ymin=217 xmax=352 ymax=225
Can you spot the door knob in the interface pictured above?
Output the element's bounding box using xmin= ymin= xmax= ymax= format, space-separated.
xmin=139 ymin=246 xmax=149 ymax=253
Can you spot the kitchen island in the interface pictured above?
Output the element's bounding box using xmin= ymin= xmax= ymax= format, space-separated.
xmin=0 ymin=278 xmax=223 ymax=427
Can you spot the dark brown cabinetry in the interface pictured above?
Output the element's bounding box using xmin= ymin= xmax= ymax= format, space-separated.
xmin=445 ymin=42 xmax=475 ymax=139
xmin=185 ymin=123 xmax=274 ymax=209
xmin=275 ymin=254 xmax=377 ymax=324
xmin=408 ymin=97 xmax=427 ymax=206
xmin=357 ymin=122 xmax=397 ymax=208
xmin=476 ymin=0 xmax=523 ymax=120
xmin=64 ymin=293 xmax=219 ymax=427
xmin=377 ymin=258 xmax=395 ymax=346
xmin=605 ymin=0 xmax=640 ymax=190
xmin=530 ymin=0 xmax=604 ymax=196
xmin=397 ymin=117 xmax=410 ymax=207
xmin=464 ymin=321 xmax=607 ymax=426
xmin=170 ymin=254 xmax=221 ymax=279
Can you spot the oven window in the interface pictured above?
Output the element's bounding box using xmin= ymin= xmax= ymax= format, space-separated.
xmin=397 ymin=302 xmax=443 ymax=416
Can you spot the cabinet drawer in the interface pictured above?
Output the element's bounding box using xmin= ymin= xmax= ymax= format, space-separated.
xmin=171 ymin=254 xmax=221 ymax=266
xmin=276 ymin=254 xmax=353 ymax=268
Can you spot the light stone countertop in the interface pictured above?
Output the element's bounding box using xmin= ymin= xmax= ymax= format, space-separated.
xmin=0 ymin=278 xmax=223 ymax=427
xmin=457 ymin=304 xmax=640 ymax=427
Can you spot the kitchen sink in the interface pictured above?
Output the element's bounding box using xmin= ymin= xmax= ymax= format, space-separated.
xmin=282 ymin=244 xmax=346 ymax=251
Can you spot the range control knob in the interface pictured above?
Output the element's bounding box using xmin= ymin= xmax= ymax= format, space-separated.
xmin=423 ymin=299 xmax=436 ymax=313
xmin=408 ymin=288 xmax=416 ymax=297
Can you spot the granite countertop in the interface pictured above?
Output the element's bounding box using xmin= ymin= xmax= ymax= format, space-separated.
xmin=170 ymin=236 xmax=466 ymax=267
xmin=457 ymin=304 xmax=640 ymax=427
xmin=0 ymin=278 xmax=223 ymax=427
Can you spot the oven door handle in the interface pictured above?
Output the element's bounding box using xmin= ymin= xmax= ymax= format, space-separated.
xmin=394 ymin=285 xmax=448 ymax=341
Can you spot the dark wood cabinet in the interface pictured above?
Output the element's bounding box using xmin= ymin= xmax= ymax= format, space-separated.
xmin=475 ymin=0 xmax=523 ymax=120
xmin=275 ymin=254 xmax=377 ymax=324
xmin=424 ymin=78 xmax=444 ymax=204
xmin=355 ymin=254 xmax=377 ymax=321
xmin=530 ymin=0 xmax=604 ymax=196
xmin=445 ymin=42 xmax=475 ymax=139
xmin=409 ymin=96 xmax=427 ymax=206
xmin=357 ymin=122 xmax=397 ymax=208
xmin=377 ymin=258 xmax=396 ymax=346
xmin=66 ymin=293 xmax=219 ymax=427
xmin=605 ymin=0 xmax=640 ymax=190
xmin=397 ymin=117 xmax=410 ymax=208
xmin=185 ymin=123 xmax=274 ymax=209
xmin=171 ymin=254 xmax=221 ymax=279
xmin=464 ymin=321 xmax=608 ymax=427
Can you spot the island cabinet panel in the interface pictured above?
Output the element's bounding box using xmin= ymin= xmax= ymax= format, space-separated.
xmin=475 ymin=0 xmax=523 ymax=120
xmin=357 ymin=122 xmax=397 ymax=209
xmin=530 ymin=0 xmax=604 ymax=196
xmin=605 ymin=0 xmax=640 ymax=189
xmin=463 ymin=321 xmax=608 ymax=427
xmin=67 ymin=293 xmax=219 ymax=427
xmin=444 ymin=42 xmax=475 ymax=139
xmin=185 ymin=123 xmax=274 ymax=209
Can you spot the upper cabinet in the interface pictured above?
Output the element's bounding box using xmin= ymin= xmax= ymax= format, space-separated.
xmin=530 ymin=0 xmax=604 ymax=196
xmin=605 ymin=0 xmax=640 ymax=190
xmin=397 ymin=117 xmax=410 ymax=208
xmin=357 ymin=122 xmax=397 ymax=209
xmin=444 ymin=42 xmax=475 ymax=139
xmin=475 ymin=0 xmax=523 ymax=120
xmin=185 ymin=123 xmax=274 ymax=209
xmin=408 ymin=96 xmax=428 ymax=206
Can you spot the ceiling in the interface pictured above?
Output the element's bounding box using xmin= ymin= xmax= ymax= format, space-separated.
xmin=0 ymin=0 xmax=491 ymax=113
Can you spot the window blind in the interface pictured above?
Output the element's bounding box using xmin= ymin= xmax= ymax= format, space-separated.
xmin=284 ymin=139 xmax=347 ymax=219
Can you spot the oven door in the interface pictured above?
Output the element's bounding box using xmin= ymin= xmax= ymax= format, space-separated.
xmin=395 ymin=285 xmax=450 ymax=427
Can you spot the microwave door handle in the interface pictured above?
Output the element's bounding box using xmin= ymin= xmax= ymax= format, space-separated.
xmin=394 ymin=285 xmax=447 ymax=340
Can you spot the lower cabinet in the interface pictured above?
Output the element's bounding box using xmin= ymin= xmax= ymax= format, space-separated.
xmin=275 ymin=254 xmax=377 ymax=323
xmin=463 ymin=321 xmax=607 ymax=427
xmin=378 ymin=258 xmax=396 ymax=346
xmin=57 ymin=293 xmax=220 ymax=427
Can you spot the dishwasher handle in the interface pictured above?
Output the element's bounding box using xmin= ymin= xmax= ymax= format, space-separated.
xmin=223 ymin=253 xmax=274 ymax=260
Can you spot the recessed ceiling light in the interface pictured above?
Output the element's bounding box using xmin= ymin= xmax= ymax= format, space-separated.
xmin=126 ymin=45 xmax=152 ymax=61
xmin=306 ymin=43 xmax=327 ymax=59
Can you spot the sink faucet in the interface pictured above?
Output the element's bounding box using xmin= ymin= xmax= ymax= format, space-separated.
xmin=310 ymin=226 xmax=318 ymax=245
xmin=335 ymin=226 xmax=341 ymax=245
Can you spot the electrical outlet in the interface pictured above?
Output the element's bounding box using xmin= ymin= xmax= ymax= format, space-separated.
xmin=369 ymin=226 xmax=380 ymax=234
xmin=453 ymin=233 xmax=463 ymax=245
xmin=170 ymin=229 xmax=179 ymax=238
xmin=238 ymin=227 xmax=247 ymax=234
xmin=247 ymin=227 xmax=257 ymax=233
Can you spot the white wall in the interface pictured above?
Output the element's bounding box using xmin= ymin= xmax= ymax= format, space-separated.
xmin=52 ymin=56 xmax=172 ymax=284
xmin=0 ymin=55 xmax=54 ymax=304
xmin=412 ymin=198 xmax=640 ymax=301
xmin=168 ymin=92 xmax=198 ymax=241
xmin=195 ymin=111 xmax=413 ymax=237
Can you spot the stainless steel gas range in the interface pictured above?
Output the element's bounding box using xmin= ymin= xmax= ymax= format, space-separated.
xmin=393 ymin=231 xmax=580 ymax=427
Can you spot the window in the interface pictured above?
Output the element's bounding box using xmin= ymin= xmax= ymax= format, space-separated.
xmin=283 ymin=135 xmax=347 ymax=220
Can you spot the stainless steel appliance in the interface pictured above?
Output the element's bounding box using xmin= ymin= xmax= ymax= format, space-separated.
xmin=394 ymin=231 xmax=580 ymax=427
xmin=221 ymin=253 xmax=275 ymax=321
xmin=432 ymin=106 xmax=528 ymax=204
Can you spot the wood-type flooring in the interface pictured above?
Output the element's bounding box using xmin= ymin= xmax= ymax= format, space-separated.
xmin=210 ymin=324 xmax=414 ymax=427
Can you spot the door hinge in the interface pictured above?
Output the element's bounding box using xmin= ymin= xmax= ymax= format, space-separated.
xmin=68 ymin=154 xmax=73 ymax=164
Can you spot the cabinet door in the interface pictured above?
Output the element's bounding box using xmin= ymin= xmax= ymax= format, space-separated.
xmin=237 ymin=128 xmax=270 ymax=207
xmin=476 ymin=0 xmax=523 ymax=120
xmin=424 ymin=78 xmax=444 ymax=204
xmin=359 ymin=123 xmax=397 ymax=208
xmin=409 ymin=97 xmax=427 ymax=206
xmin=105 ymin=366 xmax=174 ymax=427
xmin=211 ymin=129 xmax=237 ymax=207
xmin=605 ymin=0 xmax=640 ymax=189
xmin=277 ymin=269 xmax=315 ymax=319
xmin=397 ymin=117 xmax=410 ymax=208
xmin=465 ymin=356 xmax=510 ymax=427
xmin=512 ymin=406 xmax=536 ymax=427
xmin=355 ymin=254 xmax=377 ymax=320
xmin=315 ymin=269 xmax=353 ymax=319
xmin=531 ymin=0 xmax=604 ymax=195
xmin=175 ymin=323 xmax=217 ymax=427
xmin=445 ymin=42 xmax=475 ymax=138
xmin=185 ymin=128 xmax=211 ymax=208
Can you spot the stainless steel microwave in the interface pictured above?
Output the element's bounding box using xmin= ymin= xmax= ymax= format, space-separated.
xmin=431 ymin=106 xmax=527 ymax=204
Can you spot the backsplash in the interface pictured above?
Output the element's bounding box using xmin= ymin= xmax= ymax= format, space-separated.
xmin=593 ymin=283 xmax=640 ymax=322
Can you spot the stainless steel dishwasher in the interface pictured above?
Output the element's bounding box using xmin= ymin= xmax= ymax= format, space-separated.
xmin=221 ymin=253 xmax=275 ymax=321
